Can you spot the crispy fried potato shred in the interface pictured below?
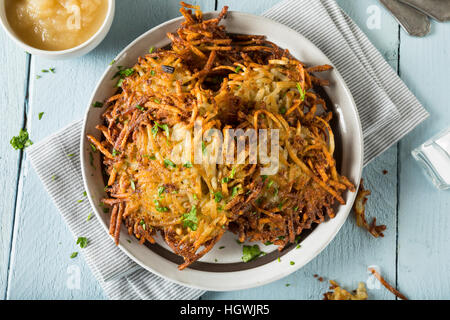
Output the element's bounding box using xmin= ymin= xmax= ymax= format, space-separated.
xmin=324 ymin=281 xmax=368 ymax=300
xmin=88 ymin=3 xmax=355 ymax=269
xmin=354 ymin=179 xmax=386 ymax=238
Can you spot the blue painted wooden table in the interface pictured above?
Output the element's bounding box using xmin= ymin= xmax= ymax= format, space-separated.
xmin=1 ymin=0 xmax=449 ymax=300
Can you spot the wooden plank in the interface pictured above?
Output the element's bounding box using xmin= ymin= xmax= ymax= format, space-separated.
xmin=6 ymin=0 xmax=214 ymax=300
xmin=397 ymin=21 xmax=450 ymax=299
xmin=0 ymin=29 xmax=28 ymax=299
xmin=204 ymin=0 xmax=400 ymax=300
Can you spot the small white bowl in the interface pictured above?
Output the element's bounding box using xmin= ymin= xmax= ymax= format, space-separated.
xmin=0 ymin=0 xmax=115 ymax=59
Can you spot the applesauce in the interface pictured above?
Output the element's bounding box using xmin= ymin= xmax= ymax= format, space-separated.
xmin=5 ymin=0 xmax=109 ymax=51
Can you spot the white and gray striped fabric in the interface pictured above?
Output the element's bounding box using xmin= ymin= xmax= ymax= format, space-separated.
xmin=27 ymin=0 xmax=428 ymax=300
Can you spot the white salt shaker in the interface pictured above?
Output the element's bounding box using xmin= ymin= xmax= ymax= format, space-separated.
xmin=412 ymin=127 xmax=450 ymax=190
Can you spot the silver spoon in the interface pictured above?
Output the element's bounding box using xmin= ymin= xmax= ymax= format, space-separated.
xmin=380 ymin=0 xmax=431 ymax=37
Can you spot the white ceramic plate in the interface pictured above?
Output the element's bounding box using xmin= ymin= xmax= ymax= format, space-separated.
xmin=81 ymin=11 xmax=363 ymax=291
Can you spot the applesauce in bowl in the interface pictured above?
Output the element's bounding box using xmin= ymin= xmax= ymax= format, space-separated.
xmin=5 ymin=0 xmax=109 ymax=51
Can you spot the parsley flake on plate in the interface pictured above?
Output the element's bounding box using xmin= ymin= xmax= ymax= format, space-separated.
xmin=182 ymin=206 xmax=198 ymax=231
xmin=242 ymin=245 xmax=263 ymax=263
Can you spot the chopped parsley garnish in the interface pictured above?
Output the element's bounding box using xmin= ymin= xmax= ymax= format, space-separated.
xmin=143 ymin=154 xmax=156 ymax=160
xmin=164 ymin=159 xmax=176 ymax=168
xmin=112 ymin=149 xmax=120 ymax=157
xmin=10 ymin=129 xmax=33 ymax=150
xmin=182 ymin=206 xmax=198 ymax=231
xmin=150 ymin=70 xmax=156 ymax=76
xmin=183 ymin=162 xmax=193 ymax=168
xmin=41 ymin=69 xmax=49 ymax=73
xmin=51 ymin=175 xmax=57 ymax=181
xmin=151 ymin=124 xmax=159 ymax=137
xmin=153 ymin=98 xmax=161 ymax=104
xmin=76 ymin=237 xmax=88 ymax=249
xmin=109 ymin=59 xmax=116 ymax=65
xmin=279 ymin=107 xmax=286 ymax=114
xmin=202 ymin=141 xmax=206 ymax=154
xmin=296 ymin=82 xmax=306 ymax=101
xmin=274 ymin=187 xmax=279 ymax=197
xmin=116 ymin=78 xmax=124 ymax=87
xmin=277 ymin=201 xmax=284 ymax=210
xmin=136 ymin=104 xmax=144 ymax=111
xmin=235 ymin=66 xmax=242 ymax=73
xmin=229 ymin=167 xmax=236 ymax=179
xmin=154 ymin=199 xmax=168 ymax=212
xmin=231 ymin=186 xmax=240 ymax=197
xmin=38 ymin=112 xmax=44 ymax=120
xmin=67 ymin=153 xmax=75 ymax=157
xmin=149 ymin=46 xmax=155 ymax=54
xmin=83 ymin=191 xmax=87 ymax=197
xmin=242 ymin=245 xmax=263 ymax=263
xmin=152 ymin=121 xmax=169 ymax=138
xmin=264 ymin=241 xmax=273 ymax=246
xmin=261 ymin=175 xmax=268 ymax=182
xmin=296 ymin=244 xmax=301 ymax=249
xmin=92 ymin=101 xmax=103 ymax=108
xmin=89 ymin=152 xmax=95 ymax=168
xmin=86 ymin=213 xmax=93 ymax=221
xmin=70 ymin=252 xmax=78 ymax=259
xmin=267 ymin=180 xmax=274 ymax=188
xmin=213 ymin=192 xmax=223 ymax=203
xmin=294 ymin=206 xmax=299 ymax=212
xmin=285 ymin=283 xmax=290 ymax=287
xmin=121 ymin=68 xmax=135 ymax=77
xmin=90 ymin=144 xmax=97 ymax=152
xmin=139 ymin=219 xmax=146 ymax=230
xmin=157 ymin=186 xmax=165 ymax=197
xmin=36 ymin=75 xmax=42 ymax=79
xmin=221 ymin=177 xmax=230 ymax=184
xmin=49 ymin=68 xmax=56 ymax=73
xmin=290 ymin=261 xmax=295 ymax=265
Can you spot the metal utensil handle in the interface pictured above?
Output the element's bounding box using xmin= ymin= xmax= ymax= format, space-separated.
xmin=380 ymin=0 xmax=430 ymax=37
xmin=399 ymin=0 xmax=450 ymax=22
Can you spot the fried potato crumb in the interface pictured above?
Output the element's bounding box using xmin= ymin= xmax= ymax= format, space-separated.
xmin=353 ymin=179 xmax=386 ymax=238
xmin=323 ymin=281 xmax=368 ymax=300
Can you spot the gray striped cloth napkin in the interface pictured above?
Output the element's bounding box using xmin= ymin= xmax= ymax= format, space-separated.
xmin=27 ymin=0 xmax=428 ymax=300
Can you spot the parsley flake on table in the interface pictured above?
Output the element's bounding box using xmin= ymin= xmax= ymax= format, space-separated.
xmin=182 ymin=206 xmax=198 ymax=231
xmin=242 ymin=245 xmax=263 ymax=263
xmin=70 ymin=252 xmax=78 ymax=259
xmin=38 ymin=112 xmax=44 ymax=120
xmin=10 ymin=129 xmax=33 ymax=150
